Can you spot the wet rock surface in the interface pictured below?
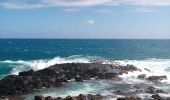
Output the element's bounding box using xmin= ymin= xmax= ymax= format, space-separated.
xmin=117 ymin=96 xmax=142 ymax=100
xmin=147 ymin=76 xmax=167 ymax=82
xmin=34 ymin=94 xmax=102 ymax=100
xmin=0 ymin=63 xmax=138 ymax=97
xmin=151 ymin=94 xmax=170 ymax=100
xmin=137 ymin=74 xmax=146 ymax=79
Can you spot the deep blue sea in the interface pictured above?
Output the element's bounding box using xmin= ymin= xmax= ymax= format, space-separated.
xmin=1 ymin=39 xmax=170 ymax=99
xmin=1 ymin=39 xmax=170 ymax=60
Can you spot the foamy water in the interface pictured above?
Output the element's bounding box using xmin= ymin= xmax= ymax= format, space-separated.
xmin=116 ymin=58 xmax=170 ymax=84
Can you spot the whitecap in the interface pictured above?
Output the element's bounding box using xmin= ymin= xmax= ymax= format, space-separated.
xmin=115 ymin=58 xmax=170 ymax=84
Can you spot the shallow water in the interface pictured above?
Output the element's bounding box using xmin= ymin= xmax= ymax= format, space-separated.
xmin=23 ymin=80 xmax=132 ymax=100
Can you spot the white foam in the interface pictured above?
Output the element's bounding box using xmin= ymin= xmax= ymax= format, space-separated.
xmin=115 ymin=58 xmax=170 ymax=84
xmin=2 ymin=56 xmax=91 ymax=75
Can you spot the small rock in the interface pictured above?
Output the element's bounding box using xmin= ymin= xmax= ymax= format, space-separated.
xmin=151 ymin=94 xmax=162 ymax=100
xmin=65 ymin=96 xmax=73 ymax=100
xmin=146 ymin=86 xmax=156 ymax=94
xmin=117 ymin=96 xmax=142 ymax=100
xmin=75 ymin=76 xmax=84 ymax=82
xmin=77 ymin=94 xmax=86 ymax=100
xmin=148 ymin=75 xmax=167 ymax=81
xmin=144 ymin=68 xmax=151 ymax=72
xmin=137 ymin=74 xmax=146 ymax=79
xmin=55 ymin=97 xmax=62 ymax=100
xmin=35 ymin=95 xmax=45 ymax=100
xmin=45 ymin=96 xmax=53 ymax=100
xmin=156 ymin=89 xmax=165 ymax=93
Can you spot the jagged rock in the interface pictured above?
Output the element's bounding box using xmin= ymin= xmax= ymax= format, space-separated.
xmin=55 ymin=97 xmax=63 ymax=100
xmin=147 ymin=76 xmax=167 ymax=81
xmin=75 ymin=76 xmax=84 ymax=82
xmin=144 ymin=68 xmax=151 ymax=72
xmin=35 ymin=94 xmax=102 ymax=100
xmin=156 ymin=90 xmax=165 ymax=93
xmin=45 ymin=96 xmax=53 ymax=100
xmin=19 ymin=70 xmax=35 ymax=76
xmin=35 ymin=95 xmax=45 ymax=100
xmin=65 ymin=96 xmax=73 ymax=100
xmin=117 ymin=96 xmax=142 ymax=100
xmin=137 ymin=74 xmax=146 ymax=79
xmin=146 ymin=86 xmax=156 ymax=94
xmin=151 ymin=94 xmax=163 ymax=100
xmin=94 ymin=94 xmax=102 ymax=100
xmin=77 ymin=94 xmax=86 ymax=100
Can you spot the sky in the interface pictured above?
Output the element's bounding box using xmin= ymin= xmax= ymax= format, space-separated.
xmin=0 ymin=0 xmax=170 ymax=39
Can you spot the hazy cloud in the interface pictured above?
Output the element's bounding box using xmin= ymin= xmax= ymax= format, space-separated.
xmin=96 ymin=9 xmax=113 ymax=14
xmin=1 ymin=0 xmax=170 ymax=9
xmin=132 ymin=8 xmax=157 ymax=13
xmin=64 ymin=8 xmax=80 ymax=12
xmin=86 ymin=19 xmax=95 ymax=24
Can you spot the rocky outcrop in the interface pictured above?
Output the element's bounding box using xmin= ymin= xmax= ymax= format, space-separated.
xmin=147 ymin=76 xmax=167 ymax=81
xmin=137 ymin=74 xmax=146 ymax=79
xmin=117 ymin=96 xmax=142 ymax=100
xmin=34 ymin=94 xmax=102 ymax=100
xmin=0 ymin=63 xmax=138 ymax=97
xmin=151 ymin=94 xmax=170 ymax=100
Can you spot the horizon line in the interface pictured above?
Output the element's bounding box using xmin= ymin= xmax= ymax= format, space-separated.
xmin=0 ymin=38 xmax=170 ymax=40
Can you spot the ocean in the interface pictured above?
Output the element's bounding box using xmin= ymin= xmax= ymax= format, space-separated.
xmin=0 ymin=39 xmax=170 ymax=99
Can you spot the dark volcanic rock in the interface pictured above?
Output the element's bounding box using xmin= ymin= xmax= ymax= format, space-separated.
xmin=45 ymin=96 xmax=53 ymax=100
xmin=0 ymin=63 xmax=137 ymax=97
xmin=151 ymin=94 xmax=170 ymax=100
xmin=137 ymin=74 xmax=146 ymax=79
xmin=19 ymin=70 xmax=35 ymax=76
xmin=35 ymin=95 xmax=45 ymax=100
xmin=147 ymin=75 xmax=167 ymax=81
xmin=151 ymin=94 xmax=163 ymax=100
xmin=65 ymin=96 xmax=73 ymax=100
xmin=117 ymin=96 xmax=142 ymax=100
xmin=34 ymin=94 xmax=102 ymax=100
xmin=146 ymin=86 xmax=156 ymax=94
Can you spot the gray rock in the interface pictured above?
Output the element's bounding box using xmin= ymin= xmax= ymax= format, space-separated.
xmin=137 ymin=74 xmax=146 ymax=79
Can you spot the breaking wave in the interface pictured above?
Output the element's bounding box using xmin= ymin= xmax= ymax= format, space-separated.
xmin=0 ymin=56 xmax=170 ymax=84
xmin=0 ymin=55 xmax=98 ymax=77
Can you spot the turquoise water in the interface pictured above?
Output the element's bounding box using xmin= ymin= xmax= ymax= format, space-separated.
xmin=24 ymin=80 xmax=131 ymax=100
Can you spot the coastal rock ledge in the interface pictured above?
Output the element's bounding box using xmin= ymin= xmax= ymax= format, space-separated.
xmin=0 ymin=63 xmax=138 ymax=98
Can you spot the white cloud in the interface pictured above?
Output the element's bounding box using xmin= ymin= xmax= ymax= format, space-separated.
xmin=1 ymin=0 xmax=170 ymax=9
xmin=64 ymin=8 xmax=81 ymax=12
xmin=86 ymin=19 xmax=95 ymax=24
xmin=132 ymin=8 xmax=157 ymax=13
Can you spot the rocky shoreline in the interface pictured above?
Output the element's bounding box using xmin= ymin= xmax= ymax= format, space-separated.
xmin=0 ymin=63 xmax=169 ymax=100
xmin=32 ymin=93 xmax=170 ymax=100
